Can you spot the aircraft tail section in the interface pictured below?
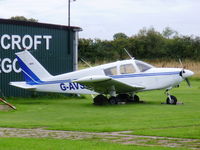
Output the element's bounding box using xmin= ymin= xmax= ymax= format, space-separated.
xmin=15 ymin=50 xmax=53 ymax=84
xmin=9 ymin=81 xmax=36 ymax=90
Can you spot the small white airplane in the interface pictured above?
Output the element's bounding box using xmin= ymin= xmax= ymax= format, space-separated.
xmin=10 ymin=50 xmax=194 ymax=105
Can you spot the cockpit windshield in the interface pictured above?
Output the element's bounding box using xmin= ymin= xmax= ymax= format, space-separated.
xmin=135 ymin=60 xmax=154 ymax=72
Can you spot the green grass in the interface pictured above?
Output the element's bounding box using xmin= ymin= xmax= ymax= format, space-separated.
xmin=0 ymin=138 xmax=189 ymax=150
xmin=0 ymin=80 xmax=199 ymax=139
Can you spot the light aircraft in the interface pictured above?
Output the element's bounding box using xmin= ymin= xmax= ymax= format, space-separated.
xmin=10 ymin=50 xmax=194 ymax=105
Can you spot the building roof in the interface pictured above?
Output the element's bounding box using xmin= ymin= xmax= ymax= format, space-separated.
xmin=0 ymin=18 xmax=82 ymax=32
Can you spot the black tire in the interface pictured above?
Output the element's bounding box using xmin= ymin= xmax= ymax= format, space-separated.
xmin=93 ymin=95 xmax=108 ymax=105
xmin=128 ymin=95 xmax=140 ymax=103
xmin=108 ymin=97 xmax=118 ymax=105
xmin=116 ymin=94 xmax=130 ymax=102
xmin=133 ymin=95 xmax=140 ymax=102
xmin=166 ymin=95 xmax=177 ymax=105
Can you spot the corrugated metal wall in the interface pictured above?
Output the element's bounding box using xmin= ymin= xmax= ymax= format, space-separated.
xmin=0 ymin=19 xmax=81 ymax=97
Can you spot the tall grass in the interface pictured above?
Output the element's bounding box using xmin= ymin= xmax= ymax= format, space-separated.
xmin=148 ymin=59 xmax=200 ymax=77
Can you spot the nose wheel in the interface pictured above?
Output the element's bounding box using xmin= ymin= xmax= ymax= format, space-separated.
xmin=165 ymin=90 xmax=177 ymax=105
xmin=166 ymin=95 xmax=177 ymax=105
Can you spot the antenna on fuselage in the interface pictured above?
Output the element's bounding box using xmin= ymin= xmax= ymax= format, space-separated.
xmin=124 ymin=48 xmax=134 ymax=59
xmin=80 ymin=58 xmax=92 ymax=68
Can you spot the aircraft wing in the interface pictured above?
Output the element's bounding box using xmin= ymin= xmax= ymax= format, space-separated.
xmin=74 ymin=75 xmax=145 ymax=94
xmin=9 ymin=82 xmax=36 ymax=90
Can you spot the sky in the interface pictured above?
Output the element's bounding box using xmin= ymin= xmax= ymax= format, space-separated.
xmin=0 ymin=0 xmax=200 ymax=40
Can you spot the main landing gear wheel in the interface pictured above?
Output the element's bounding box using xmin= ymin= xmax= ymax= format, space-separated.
xmin=108 ymin=96 xmax=119 ymax=105
xmin=166 ymin=95 xmax=177 ymax=105
xmin=116 ymin=94 xmax=130 ymax=102
xmin=128 ymin=95 xmax=140 ymax=103
xmin=133 ymin=95 xmax=140 ymax=103
xmin=93 ymin=95 xmax=108 ymax=105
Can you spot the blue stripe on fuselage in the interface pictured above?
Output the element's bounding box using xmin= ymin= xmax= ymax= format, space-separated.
xmin=111 ymin=71 xmax=180 ymax=79
xmin=25 ymin=71 xmax=180 ymax=86
xmin=28 ymin=79 xmax=72 ymax=85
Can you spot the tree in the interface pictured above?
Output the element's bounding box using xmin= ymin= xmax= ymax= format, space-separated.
xmin=78 ymin=27 xmax=200 ymax=62
xmin=113 ymin=32 xmax=128 ymax=40
xmin=162 ymin=27 xmax=178 ymax=39
xmin=10 ymin=16 xmax=38 ymax=22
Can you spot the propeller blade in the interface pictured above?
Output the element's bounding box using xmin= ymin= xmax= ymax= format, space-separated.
xmin=185 ymin=78 xmax=191 ymax=87
xmin=178 ymin=59 xmax=192 ymax=87
xmin=179 ymin=58 xmax=183 ymax=68
xmin=178 ymin=58 xmax=185 ymax=77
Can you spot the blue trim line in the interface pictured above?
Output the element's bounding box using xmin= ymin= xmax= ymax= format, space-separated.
xmin=16 ymin=55 xmax=72 ymax=85
xmin=28 ymin=79 xmax=72 ymax=85
xmin=16 ymin=55 xmax=42 ymax=84
xmin=111 ymin=72 xmax=180 ymax=79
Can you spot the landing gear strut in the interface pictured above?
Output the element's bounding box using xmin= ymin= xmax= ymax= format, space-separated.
xmin=165 ymin=89 xmax=177 ymax=105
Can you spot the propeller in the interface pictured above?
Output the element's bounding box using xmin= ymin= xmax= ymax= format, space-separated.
xmin=185 ymin=78 xmax=191 ymax=87
xmin=178 ymin=59 xmax=191 ymax=87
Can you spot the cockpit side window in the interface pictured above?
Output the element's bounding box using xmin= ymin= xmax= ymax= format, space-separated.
xmin=104 ymin=66 xmax=117 ymax=76
xmin=120 ymin=64 xmax=136 ymax=74
xmin=135 ymin=60 xmax=153 ymax=72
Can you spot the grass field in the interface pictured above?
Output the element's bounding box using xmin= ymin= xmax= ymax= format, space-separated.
xmin=0 ymin=138 xmax=188 ymax=150
xmin=0 ymin=79 xmax=199 ymax=149
xmin=0 ymin=79 xmax=199 ymax=137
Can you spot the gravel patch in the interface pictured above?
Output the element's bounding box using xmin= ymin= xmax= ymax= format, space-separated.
xmin=0 ymin=105 xmax=12 ymax=111
xmin=0 ymin=128 xmax=199 ymax=149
